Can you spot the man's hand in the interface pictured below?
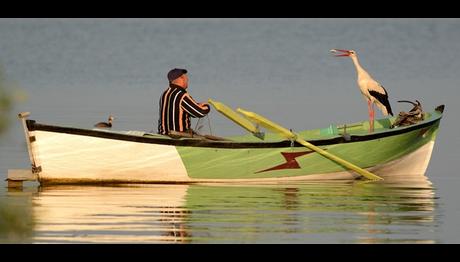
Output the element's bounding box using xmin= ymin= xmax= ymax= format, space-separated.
xmin=199 ymin=103 xmax=210 ymax=109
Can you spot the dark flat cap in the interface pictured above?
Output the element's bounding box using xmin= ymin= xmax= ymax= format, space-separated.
xmin=167 ymin=68 xmax=187 ymax=82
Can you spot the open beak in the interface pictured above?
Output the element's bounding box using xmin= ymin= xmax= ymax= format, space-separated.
xmin=330 ymin=49 xmax=351 ymax=57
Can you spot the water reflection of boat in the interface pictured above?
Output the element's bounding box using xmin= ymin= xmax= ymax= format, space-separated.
xmin=184 ymin=176 xmax=436 ymax=243
xmin=13 ymin=175 xmax=437 ymax=243
xmin=30 ymin=185 xmax=190 ymax=243
xmin=352 ymin=175 xmax=436 ymax=243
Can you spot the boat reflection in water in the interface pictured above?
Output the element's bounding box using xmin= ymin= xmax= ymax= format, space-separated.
xmin=31 ymin=184 xmax=190 ymax=243
xmin=185 ymin=175 xmax=436 ymax=243
xmin=15 ymin=174 xmax=436 ymax=243
xmin=351 ymin=175 xmax=437 ymax=244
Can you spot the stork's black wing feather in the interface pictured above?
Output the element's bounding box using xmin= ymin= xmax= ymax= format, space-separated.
xmin=369 ymin=85 xmax=393 ymax=116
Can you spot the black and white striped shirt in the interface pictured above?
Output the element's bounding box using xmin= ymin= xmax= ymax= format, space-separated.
xmin=158 ymin=84 xmax=210 ymax=135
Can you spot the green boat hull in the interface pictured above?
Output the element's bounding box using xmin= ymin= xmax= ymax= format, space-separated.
xmin=177 ymin=119 xmax=440 ymax=179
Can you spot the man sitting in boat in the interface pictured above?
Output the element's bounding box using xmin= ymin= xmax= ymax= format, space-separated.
xmin=157 ymin=68 xmax=210 ymax=136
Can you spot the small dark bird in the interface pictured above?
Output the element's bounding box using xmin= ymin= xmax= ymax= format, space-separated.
xmin=94 ymin=115 xmax=114 ymax=128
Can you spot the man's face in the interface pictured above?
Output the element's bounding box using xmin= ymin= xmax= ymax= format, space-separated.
xmin=181 ymin=74 xmax=188 ymax=88
xmin=174 ymin=74 xmax=188 ymax=88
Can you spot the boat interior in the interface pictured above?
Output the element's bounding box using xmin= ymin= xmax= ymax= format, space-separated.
xmin=134 ymin=111 xmax=434 ymax=143
xmin=85 ymin=101 xmax=444 ymax=144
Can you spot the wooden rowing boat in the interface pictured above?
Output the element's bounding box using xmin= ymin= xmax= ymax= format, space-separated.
xmin=16 ymin=104 xmax=445 ymax=185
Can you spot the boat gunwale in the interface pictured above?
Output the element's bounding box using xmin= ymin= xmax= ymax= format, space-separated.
xmin=26 ymin=105 xmax=444 ymax=149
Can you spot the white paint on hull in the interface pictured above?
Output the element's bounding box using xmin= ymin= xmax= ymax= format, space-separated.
xmin=370 ymin=141 xmax=435 ymax=177
xmin=33 ymin=131 xmax=190 ymax=182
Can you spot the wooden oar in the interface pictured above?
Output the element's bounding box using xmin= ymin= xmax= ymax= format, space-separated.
xmin=208 ymin=99 xmax=265 ymax=140
xmin=237 ymin=108 xmax=384 ymax=181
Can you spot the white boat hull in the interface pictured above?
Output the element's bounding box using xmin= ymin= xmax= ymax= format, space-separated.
xmin=33 ymin=130 xmax=190 ymax=183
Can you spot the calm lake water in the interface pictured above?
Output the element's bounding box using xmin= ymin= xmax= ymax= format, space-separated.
xmin=1 ymin=18 xmax=460 ymax=243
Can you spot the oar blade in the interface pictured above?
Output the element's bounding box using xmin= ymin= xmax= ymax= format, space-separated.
xmin=237 ymin=108 xmax=383 ymax=181
xmin=296 ymin=138 xmax=383 ymax=181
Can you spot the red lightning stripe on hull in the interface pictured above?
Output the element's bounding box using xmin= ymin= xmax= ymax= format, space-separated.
xmin=255 ymin=151 xmax=315 ymax=174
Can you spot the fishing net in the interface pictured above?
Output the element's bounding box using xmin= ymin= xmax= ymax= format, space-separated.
xmin=390 ymin=100 xmax=425 ymax=128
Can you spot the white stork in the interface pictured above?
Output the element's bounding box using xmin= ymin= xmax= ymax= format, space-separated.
xmin=330 ymin=49 xmax=393 ymax=132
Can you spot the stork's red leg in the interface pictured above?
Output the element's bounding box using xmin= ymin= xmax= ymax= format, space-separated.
xmin=370 ymin=103 xmax=375 ymax=132
xmin=367 ymin=100 xmax=374 ymax=133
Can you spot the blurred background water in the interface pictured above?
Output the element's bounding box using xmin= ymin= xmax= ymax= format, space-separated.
xmin=0 ymin=18 xmax=459 ymax=243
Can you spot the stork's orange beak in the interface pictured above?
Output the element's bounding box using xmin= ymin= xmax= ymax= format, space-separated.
xmin=330 ymin=49 xmax=351 ymax=57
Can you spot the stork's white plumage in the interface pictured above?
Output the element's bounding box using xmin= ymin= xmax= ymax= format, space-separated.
xmin=331 ymin=49 xmax=393 ymax=132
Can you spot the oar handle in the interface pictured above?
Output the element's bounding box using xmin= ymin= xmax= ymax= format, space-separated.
xmin=209 ymin=99 xmax=265 ymax=140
